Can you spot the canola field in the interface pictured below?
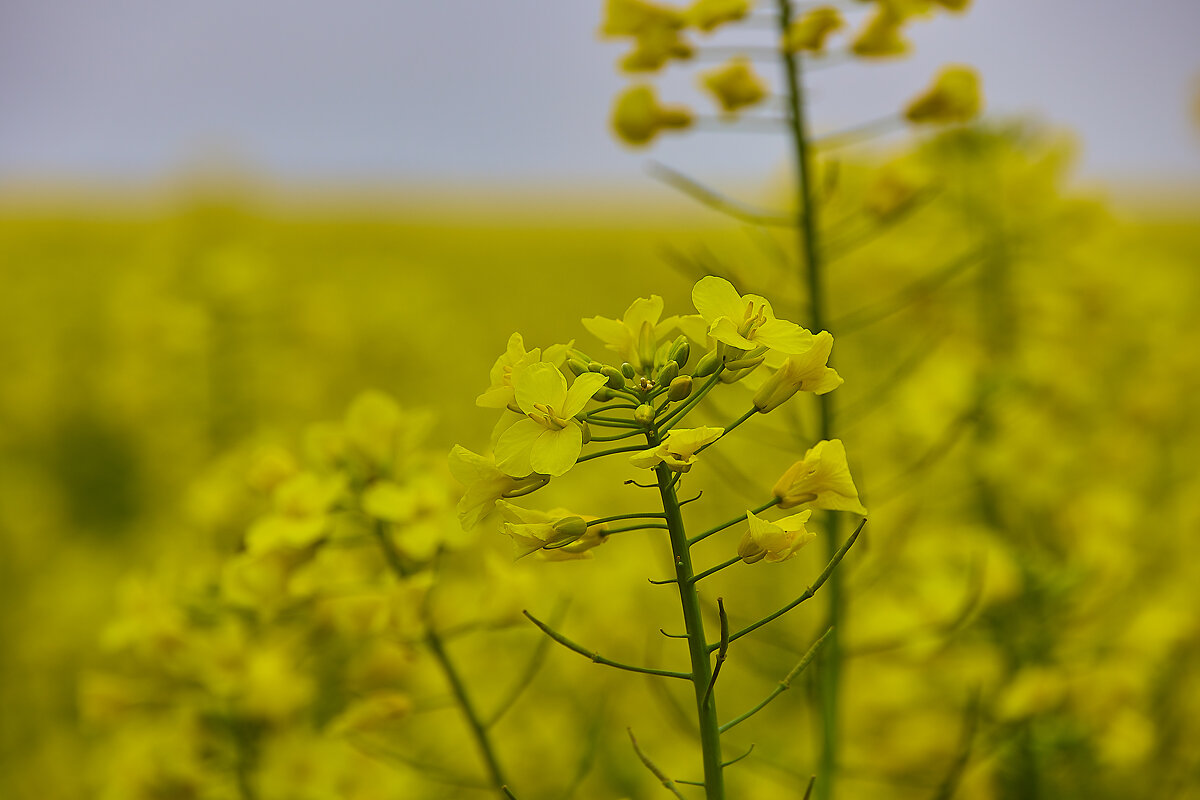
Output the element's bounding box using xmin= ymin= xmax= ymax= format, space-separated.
xmin=2 ymin=127 xmax=1198 ymax=800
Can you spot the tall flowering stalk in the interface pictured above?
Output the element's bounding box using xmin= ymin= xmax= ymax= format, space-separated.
xmin=454 ymin=278 xmax=867 ymax=799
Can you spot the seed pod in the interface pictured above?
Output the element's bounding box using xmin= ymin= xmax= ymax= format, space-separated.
xmin=567 ymin=358 xmax=590 ymax=377
xmin=634 ymin=404 xmax=655 ymax=426
xmin=667 ymin=375 xmax=693 ymax=402
xmin=601 ymin=365 xmax=626 ymax=390
xmin=620 ymin=362 xmax=636 ymax=379
xmin=693 ymin=350 xmax=722 ymax=378
xmin=552 ymin=516 xmax=588 ymax=544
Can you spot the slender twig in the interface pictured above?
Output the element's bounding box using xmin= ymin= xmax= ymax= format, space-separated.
xmin=484 ymin=604 xmax=565 ymax=728
xmin=812 ymin=115 xmax=903 ymax=151
xmin=589 ymin=429 xmax=644 ymax=442
xmin=689 ymin=498 xmax=780 ymax=546
xmin=586 ymin=415 xmax=642 ymax=427
xmin=628 ymin=729 xmax=688 ymax=800
xmin=724 ymin=744 xmax=756 ymax=768
xmin=702 ymin=599 xmax=730 ymax=708
xmin=692 ymin=555 xmax=743 ymax=584
xmin=577 ymin=443 xmax=650 ymax=464
xmin=679 ymin=491 xmax=704 ymax=507
xmin=501 ymin=787 xmax=518 ymax=800
xmin=660 ymin=628 xmax=689 ymax=639
xmin=804 ymin=776 xmax=817 ymax=800
xmin=698 ymin=408 xmax=759 ymax=454
xmin=588 ymin=511 xmax=666 ymax=527
xmin=523 ymin=611 xmax=691 ymax=680
xmin=713 ymin=519 xmax=864 ymax=651
xmin=648 ymin=162 xmax=797 ymax=228
xmin=720 ymin=626 xmax=834 ymax=733
xmin=605 ymin=522 xmax=670 ymax=535
xmin=371 ymin=522 xmax=510 ymax=792
xmin=930 ymin=690 xmax=981 ymax=800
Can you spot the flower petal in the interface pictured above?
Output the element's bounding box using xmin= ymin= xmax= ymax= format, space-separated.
xmin=563 ymin=372 xmax=608 ymax=417
xmin=530 ymin=426 xmax=583 ymax=477
xmin=692 ymin=276 xmax=746 ymax=323
xmin=623 ymin=295 xmax=664 ymax=334
xmin=753 ymin=318 xmax=814 ymax=354
xmin=514 ymin=362 xmax=568 ymax=414
xmin=708 ymin=317 xmax=757 ymax=351
xmin=495 ymin=418 xmax=543 ymax=477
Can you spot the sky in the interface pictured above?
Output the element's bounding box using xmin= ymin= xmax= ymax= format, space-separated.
xmin=2 ymin=0 xmax=1199 ymax=191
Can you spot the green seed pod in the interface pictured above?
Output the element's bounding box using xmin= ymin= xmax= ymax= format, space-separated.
xmin=657 ymin=360 xmax=679 ymax=385
xmin=667 ymin=375 xmax=693 ymax=402
xmin=587 ymin=361 xmax=605 ymax=373
xmin=552 ymin=516 xmax=588 ymax=544
xmin=567 ymin=358 xmax=590 ymax=377
xmin=669 ymin=337 xmax=691 ymax=370
xmin=634 ymin=404 xmax=655 ymax=426
xmin=601 ymin=365 xmax=625 ymax=390
xmin=693 ymin=349 xmax=722 ymax=378
xmin=620 ymin=362 xmax=636 ymax=379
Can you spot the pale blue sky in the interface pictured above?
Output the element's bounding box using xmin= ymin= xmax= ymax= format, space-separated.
xmin=2 ymin=0 xmax=1198 ymax=188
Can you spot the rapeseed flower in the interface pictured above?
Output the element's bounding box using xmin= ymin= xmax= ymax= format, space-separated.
xmin=692 ymin=275 xmax=814 ymax=355
xmin=783 ymin=7 xmax=843 ymax=54
xmin=612 ymin=85 xmax=694 ymax=146
xmin=773 ymin=439 xmax=867 ymax=514
xmin=582 ymin=294 xmax=679 ymax=372
xmin=700 ymin=58 xmax=768 ymax=116
xmin=629 ymin=426 xmax=724 ymax=472
xmin=753 ymin=331 xmax=842 ymax=412
xmin=904 ymin=65 xmax=982 ymax=124
xmin=738 ymin=509 xmax=815 ymax=563
xmin=685 ymin=0 xmax=750 ymax=32
xmin=494 ymin=364 xmax=607 ymax=477
xmin=448 ymin=445 xmax=549 ymax=529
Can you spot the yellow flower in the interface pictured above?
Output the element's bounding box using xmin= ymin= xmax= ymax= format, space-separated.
xmin=700 ymin=58 xmax=768 ymax=116
xmin=245 ymin=472 xmax=346 ymax=553
xmin=582 ymin=294 xmax=679 ymax=373
xmin=851 ymin=7 xmax=910 ymax=58
xmin=753 ymin=331 xmax=842 ymax=412
xmin=783 ymin=7 xmax=844 ymax=54
xmin=629 ymin=426 xmax=724 ymax=472
xmin=494 ymin=364 xmax=607 ymax=477
xmin=344 ymin=390 xmax=403 ymax=469
xmin=448 ymin=445 xmax=549 ymax=529
xmin=932 ymin=0 xmax=970 ymax=11
xmin=477 ymin=332 xmax=542 ymax=409
xmin=773 ymin=439 xmax=867 ymax=515
xmin=692 ymin=275 xmax=814 ymax=355
xmin=738 ymin=509 xmax=815 ymax=563
xmin=495 ymin=500 xmax=597 ymax=559
xmin=601 ymin=0 xmax=685 ymax=36
xmin=685 ymin=0 xmax=750 ymax=32
xmin=863 ymin=158 xmax=928 ymax=219
xmin=622 ymin=26 xmax=695 ymax=72
xmin=612 ymin=85 xmax=694 ymax=146
xmin=904 ymin=65 xmax=982 ymax=124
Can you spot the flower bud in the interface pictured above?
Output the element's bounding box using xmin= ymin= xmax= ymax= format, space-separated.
xmin=620 ymin=362 xmax=637 ymax=379
xmin=587 ymin=361 xmax=605 ymax=373
xmin=657 ymin=360 xmax=679 ymax=385
xmin=601 ymin=365 xmax=626 ymax=390
xmin=637 ymin=321 xmax=657 ymax=374
xmin=737 ymin=531 xmax=768 ymax=564
xmin=567 ymin=358 xmax=590 ymax=377
xmin=667 ymin=375 xmax=693 ymax=402
xmin=634 ymin=404 xmax=655 ymax=426
xmin=552 ymin=516 xmax=589 ymax=544
xmin=693 ymin=350 xmax=722 ymax=378
xmin=722 ymin=354 xmax=765 ymax=371
xmin=594 ymin=386 xmax=614 ymax=402
xmin=669 ymin=337 xmax=691 ymax=370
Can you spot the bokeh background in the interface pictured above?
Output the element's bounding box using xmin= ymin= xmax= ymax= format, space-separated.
xmin=2 ymin=1 xmax=1199 ymax=798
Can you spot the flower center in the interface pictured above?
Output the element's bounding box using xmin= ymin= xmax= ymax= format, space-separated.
xmin=529 ymin=402 xmax=570 ymax=431
xmin=737 ymin=301 xmax=768 ymax=339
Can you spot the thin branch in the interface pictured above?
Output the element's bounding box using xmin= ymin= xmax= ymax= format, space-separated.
xmin=804 ymin=776 xmax=817 ymax=800
xmin=714 ymin=520 xmax=865 ymax=651
xmin=484 ymin=603 xmax=565 ymax=728
xmin=698 ymin=408 xmax=759 ymax=454
xmin=692 ymin=555 xmax=742 ymax=584
xmin=720 ymin=626 xmax=834 ymax=733
xmin=679 ymin=490 xmax=704 ymax=507
xmin=588 ymin=511 xmax=666 ymax=527
xmin=523 ymin=611 xmax=691 ymax=680
xmin=702 ymin=598 xmax=730 ymax=708
xmin=930 ymin=690 xmax=981 ymax=800
xmin=648 ymin=161 xmax=797 ymax=228
xmin=650 ymin=576 xmax=678 ymax=586
xmin=605 ymin=522 xmax=670 ymax=534
xmin=688 ymin=498 xmax=780 ymax=546
xmin=577 ymin=443 xmax=649 ymax=464
xmin=660 ymin=628 xmax=689 ymax=639
xmin=723 ymin=744 xmax=756 ymax=768
xmin=830 ymin=247 xmax=982 ymax=334
xmin=628 ymin=729 xmax=688 ymax=800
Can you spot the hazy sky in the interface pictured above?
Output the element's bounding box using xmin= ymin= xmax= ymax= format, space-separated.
xmin=2 ymin=0 xmax=1198 ymax=188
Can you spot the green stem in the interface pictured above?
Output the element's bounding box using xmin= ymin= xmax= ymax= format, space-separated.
xmin=587 ymin=511 xmax=666 ymax=527
xmin=602 ymin=522 xmax=670 ymax=535
xmin=655 ymin=461 xmax=725 ymax=800
xmin=371 ymin=523 xmax=510 ymax=794
xmin=691 ymin=555 xmax=743 ymax=584
xmin=577 ymin=443 xmax=649 ymax=464
xmin=589 ymin=429 xmax=643 ymax=442
xmin=657 ymin=369 xmax=724 ymax=433
xmin=776 ymin=4 xmax=841 ymax=796
xmin=719 ymin=626 xmax=833 ymax=734
xmin=699 ymin=408 xmax=758 ymax=454
xmin=688 ymin=498 xmax=780 ymax=546
xmin=524 ymin=611 xmax=691 ymax=680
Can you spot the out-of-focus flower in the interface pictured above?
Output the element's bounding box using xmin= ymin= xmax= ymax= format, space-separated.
xmin=904 ymin=65 xmax=982 ymax=124
xmin=864 ymin=159 xmax=929 ymax=218
xmin=692 ymin=275 xmax=814 ymax=355
xmin=629 ymin=426 xmax=724 ymax=472
xmin=753 ymin=331 xmax=842 ymax=412
xmin=773 ymin=439 xmax=867 ymax=515
xmin=601 ymin=0 xmax=685 ymax=36
xmin=783 ymin=7 xmax=844 ymax=54
xmin=685 ymin=0 xmax=751 ymax=32
xmin=583 ymin=295 xmax=679 ymax=372
xmin=477 ymin=333 xmax=540 ymax=409
xmin=612 ymin=85 xmax=694 ymax=146
xmin=700 ymin=58 xmax=768 ymax=115
xmin=245 ymin=472 xmax=345 ymax=553
xmin=329 ymin=692 xmax=413 ymax=736
xmin=851 ymin=7 xmax=909 ymax=58
xmin=738 ymin=509 xmax=815 ymax=563
xmin=494 ymin=364 xmax=607 ymax=477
